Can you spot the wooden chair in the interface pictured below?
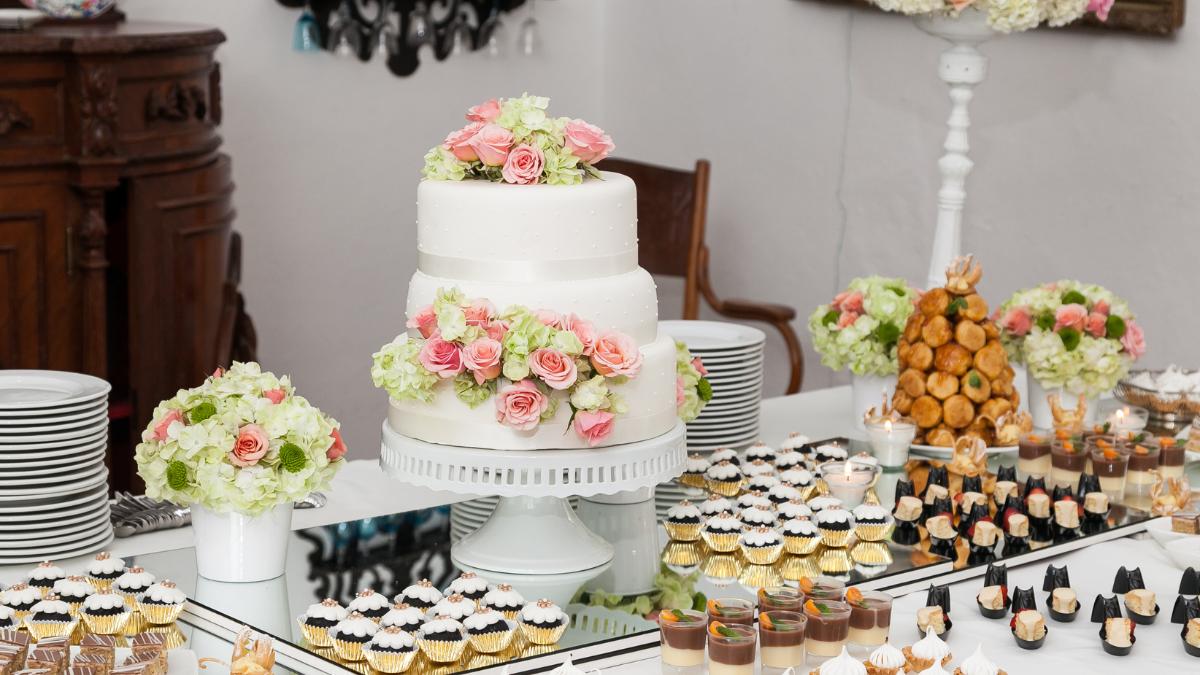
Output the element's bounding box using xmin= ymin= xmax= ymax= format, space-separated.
xmin=596 ymin=158 xmax=804 ymax=394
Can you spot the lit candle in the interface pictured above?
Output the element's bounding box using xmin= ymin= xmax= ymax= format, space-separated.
xmin=821 ymin=460 xmax=879 ymax=508
xmin=865 ymin=416 xmax=916 ymax=467
xmin=1105 ymin=405 xmax=1147 ymax=435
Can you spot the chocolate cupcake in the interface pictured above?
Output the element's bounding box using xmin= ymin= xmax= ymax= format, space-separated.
xmin=736 ymin=490 xmax=773 ymax=512
xmin=709 ymin=447 xmax=740 ymax=466
xmin=0 ymin=605 xmax=15 ymax=630
xmin=445 ymin=572 xmax=489 ymax=602
xmin=348 ymin=589 xmax=391 ymax=622
xmin=396 ymin=579 xmax=443 ymax=611
xmin=481 ymin=583 xmax=525 ymax=620
xmin=699 ymin=494 xmax=735 ymax=518
xmin=364 ymin=625 xmax=418 ymax=673
xmin=705 ymin=461 xmax=745 ymax=497
xmin=417 ymin=615 xmax=468 ymax=663
xmin=665 ymin=500 xmax=704 ymax=542
xmin=113 ymin=566 xmax=155 ymax=603
xmin=778 ymin=468 xmax=816 ymax=496
xmin=429 ymin=593 xmax=476 ymax=622
xmin=746 ymin=474 xmax=781 ymax=493
xmin=298 ymin=598 xmax=348 ymax=647
xmin=816 ymin=508 xmax=855 ymax=548
xmin=740 ymin=504 xmax=779 ymax=529
xmin=743 ymin=459 xmax=776 ymax=481
xmin=680 ymin=454 xmax=711 ymax=489
xmin=739 ymin=526 xmax=784 ymax=565
xmin=137 ymin=580 xmax=186 ymax=625
xmin=701 ymin=512 xmax=744 ymax=553
xmin=778 ymin=432 xmax=810 ymax=454
xmin=380 ymin=602 xmax=424 ymax=634
xmin=782 ymin=518 xmax=822 ymax=555
xmin=80 ymin=592 xmax=131 ymax=635
xmin=0 ymin=583 xmax=39 ymax=622
xmin=330 ymin=611 xmax=379 ymax=662
xmin=743 ymin=441 xmax=777 ymax=465
xmin=807 ymin=496 xmax=844 ymax=514
xmin=813 ymin=443 xmax=848 ymax=464
xmin=86 ymin=552 xmax=126 ymax=592
xmin=26 ymin=594 xmax=77 ymax=640
xmin=463 ymin=607 xmax=515 ymax=653
xmin=768 ymin=482 xmax=804 ymax=505
xmin=518 ymin=599 xmax=568 ymax=645
xmin=26 ymin=562 xmax=66 ymax=597
xmin=852 ymin=504 xmax=893 ymax=542
xmin=778 ymin=498 xmax=813 ymax=521
xmin=51 ymin=575 xmax=93 ymax=615
xmin=774 ymin=449 xmax=806 ymax=472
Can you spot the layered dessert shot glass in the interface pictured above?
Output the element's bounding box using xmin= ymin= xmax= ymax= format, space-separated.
xmin=1158 ymin=437 xmax=1186 ymax=479
xmin=758 ymin=611 xmax=806 ymax=670
xmin=1088 ymin=442 xmax=1129 ymax=502
xmin=707 ymin=598 xmax=754 ymax=627
xmin=758 ymin=587 xmax=804 ymax=613
xmin=802 ymin=599 xmax=851 ymax=660
xmin=845 ymin=588 xmax=891 ymax=647
xmin=801 ymin=576 xmax=846 ymax=601
xmin=658 ymin=609 xmax=706 ymax=669
xmin=1017 ymin=431 xmax=1052 ymax=480
xmin=706 ymin=623 xmax=756 ymax=675
xmin=1049 ymin=438 xmax=1087 ymax=490
xmin=1124 ymin=441 xmax=1160 ymax=499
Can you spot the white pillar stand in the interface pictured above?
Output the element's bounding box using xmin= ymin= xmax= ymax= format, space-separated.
xmin=453 ymin=495 xmax=614 ymax=575
xmin=915 ymin=9 xmax=997 ymax=290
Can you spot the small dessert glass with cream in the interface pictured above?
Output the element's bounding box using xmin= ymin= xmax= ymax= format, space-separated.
xmin=1088 ymin=442 xmax=1129 ymax=502
xmin=758 ymin=587 xmax=803 ymax=613
xmin=1017 ymin=431 xmax=1052 ymax=480
xmin=658 ymin=609 xmax=706 ymax=669
xmin=845 ymin=589 xmax=891 ymax=647
xmin=802 ymin=599 xmax=851 ymax=659
xmin=758 ymin=611 xmax=805 ymax=669
xmin=1159 ymin=437 xmax=1187 ymax=479
xmin=1124 ymin=442 xmax=1160 ymax=497
xmin=707 ymin=598 xmax=754 ymax=627
xmin=1049 ymin=438 xmax=1087 ymax=490
xmin=706 ymin=623 xmax=756 ymax=675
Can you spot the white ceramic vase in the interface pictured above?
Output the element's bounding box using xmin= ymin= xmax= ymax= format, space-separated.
xmin=1027 ymin=377 xmax=1098 ymax=430
xmin=852 ymin=373 xmax=897 ymax=430
xmin=191 ymin=502 xmax=293 ymax=582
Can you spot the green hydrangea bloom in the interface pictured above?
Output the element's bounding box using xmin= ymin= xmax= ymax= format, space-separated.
xmin=433 ymin=287 xmax=468 ymax=341
xmin=371 ymin=336 xmax=439 ymax=403
xmin=570 ymin=375 xmax=610 ymax=411
xmin=421 ymin=145 xmax=468 ymax=182
xmin=454 ymin=373 xmax=494 ymax=408
xmin=806 ymin=276 xmax=916 ymax=377
xmin=496 ymin=94 xmax=552 ymax=139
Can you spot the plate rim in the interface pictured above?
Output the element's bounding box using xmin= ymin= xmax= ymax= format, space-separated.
xmin=0 ymin=497 xmax=111 ymax=528
xmin=0 ymin=483 xmax=109 ymax=513
xmin=0 ymin=400 xmax=108 ymax=424
xmin=660 ymin=320 xmax=766 ymax=350
xmin=0 ymin=418 xmax=110 ymax=444
xmin=0 ymin=370 xmax=111 ymax=410
xmin=0 ymin=529 xmax=114 ymax=564
xmin=0 ymin=410 xmax=109 ymax=434
xmin=0 ymin=465 xmax=107 ymax=500
xmin=0 ymin=447 xmax=106 ymax=476
xmin=0 ymin=509 xmax=111 ymax=543
xmin=0 ymin=428 xmax=107 ymax=452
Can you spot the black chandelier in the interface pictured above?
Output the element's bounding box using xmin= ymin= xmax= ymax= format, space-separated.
xmin=277 ymin=0 xmax=530 ymax=78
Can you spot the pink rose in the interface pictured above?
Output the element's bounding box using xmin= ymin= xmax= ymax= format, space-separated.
xmin=691 ymin=357 xmax=708 ymax=377
xmin=560 ymin=313 xmax=596 ymax=355
xmin=468 ymin=123 xmax=513 ymax=167
xmin=675 ymin=376 xmax=686 ymax=407
xmin=1085 ymin=312 xmax=1108 ymax=338
xmin=1000 ymin=306 xmax=1033 ymax=337
xmin=1054 ymin=304 xmax=1088 ymax=332
xmin=263 ymin=388 xmax=286 ymax=404
xmin=501 ymin=143 xmax=544 ymax=185
xmin=528 ymin=348 xmax=578 ymax=390
xmin=836 ymin=311 xmax=859 ymax=329
xmin=562 ymin=119 xmax=614 ymax=164
xmin=407 ymin=304 xmax=438 ymax=339
xmin=590 ymin=331 xmax=643 ymax=377
xmin=485 ymin=320 xmax=509 ymax=343
xmin=1088 ymin=0 xmax=1115 ymax=21
xmin=212 ymin=367 xmax=225 ymax=378
xmin=950 ymin=0 xmax=974 ymax=9
xmin=834 ymin=291 xmax=864 ymax=315
xmin=574 ymin=410 xmax=615 ymax=447
xmin=443 ymin=121 xmax=483 ymax=162
xmin=327 ymin=428 xmax=347 ymax=461
xmin=534 ymin=308 xmax=561 ymax=328
xmin=152 ymin=409 xmax=184 ymax=442
xmin=418 ymin=333 xmax=465 ymax=378
xmin=466 ymin=98 xmax=500 ymax=123
xmin=229 ymin=423 xmax=269 ymax=467
xmin=464 ymin=298 xmax=496 ymax=327
xmin=1093 ymin=299 xmax=1110 ymax=316
xmin=1121 ymin=320 xmax=1146 ymax=359
xmin=462 ymin=338 xmax=503 ymax=384
xmin=494 ymin=380 xmax=549 ymax=431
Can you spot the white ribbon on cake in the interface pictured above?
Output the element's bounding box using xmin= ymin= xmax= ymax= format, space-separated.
xmin=418 ymin=249 xmax=637 ymax=282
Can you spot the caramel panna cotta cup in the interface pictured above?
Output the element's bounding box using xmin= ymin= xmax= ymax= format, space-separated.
xmin=1049 ymin=439 xmax=1087 ymax=490
xmin=658 ymin=609 xmax=706 ymax=668
xmin=706 ymin=623 xmax=756 ymax=675
xmin=1018 ymin=432 xmax=1052 ymax=481
xmin=707 ymin=598 xmax=754 ymax=627
xmin=758 ymin=611 xmax=806 ymax=669
xmin=802 ymin=600 xmax=851 ymax=658
xmin=846 ymin=589 xmax=891 ymax=647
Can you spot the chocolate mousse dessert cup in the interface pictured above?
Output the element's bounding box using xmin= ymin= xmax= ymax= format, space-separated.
xmin=1088 ymin=443 xmax=1129 ymax=502
xmin=845 ymin=588 xmax=891 ymax=647
xmin=758 ymin=587 xmax=804 ymax=613
xmin=707 ymin=598 xmax=754 ymax=627
xmin=1158 ymin=437 xmax=1186 ymax=479
xmin=1018 ymin=431 xmax=1052 ymax=481
xmin=706 ymin=623 xmax=757 ymax=675
xmin=1124 ymin=442 xmax=1160 ymax=498
xmin=658 ymin=609 xmax=706 ymax=669
xmin=758 ymin=611 xmax=806 ymax=670
xmin=803 ymin=599 xmax=851 ymax=659
xmin=1050 ymin=439 xmax=1087 ymax=490
xmin=802 ymin=576 xmax=846 ymax=601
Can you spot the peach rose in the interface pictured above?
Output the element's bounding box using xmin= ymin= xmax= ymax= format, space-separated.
xmin=1054 ymin=304 xmax=1088 ymax=332
xmin=262 ymin=388 xmax=286 ymax=404
xmin=463 ymin=338 xmax=503 ymax=384
xmin=466 ymin=98 xmax=500 ymax=123
xmin=468 ymin=123 xmax=513 ymax=167
xmin=836 ymin=311 xmax=858 ymax=329
xmin=485 ymin=320 xmax=509 ymax=343
xmin=494 ymin=380 xmax=548 ymax=431
xmin=528 ymin=348 xmax=578 ymax=390
xmin=834 ymin=291 xmax=864 ymax=315
xmin=1093 ymin=299 xmax=1110 ymax=315
xmin=229 ymin=423 xmax=269 ymax=467
xmin=590 ymin=331 xmax=643 ymax=377
xmin=563 ymin=119 xmax=614 ymax=164
xmin=1000 ymin=306 xmax=1033 ymax=337
xmin=443 ymin=121 xmax=483 ymax=162
xmin=675 ymin=376 xmax=686 ymax=407
xmin=1121 ymin=320 xmax=1145 ymax=359
xmin=501 ymin=143 xmax=544 ymax=185
xmin=1088 ymin=0 xmax=1115 ymax=21
xmin=691 ymin=357 xmax=708 ymax=377
xmin=212 ymin=367 xmax=225 ymax=378
xmin=574 ymin=410 xmax=615 ymax=447
xmin=327 ymin=428 xmax=347 ymax=461
xmin=1085 ymin=312 xmax=1108 ymax=338
xmin=534 ymin=308 xmax=561 ymax=328
xmin=152 ymin=409 xmax=184 ymax=442
xmin=560 ymin=313 xmax=596 ymax=355
xmin=464 ymin=298 xmax=496 ymax=327
xmin=407 ymin=305 xmax=438 ymax=339
xmin=950 ymin=0 xmax=974 ymax=9
xmin=419 ymin=333 xmax=465 ymax=379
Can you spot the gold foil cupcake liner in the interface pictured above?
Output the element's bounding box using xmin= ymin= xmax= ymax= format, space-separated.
xmin=88 ymin=576 xmax=117 ymax=593
xmin=145 ymin=623 xmax=187 ymax=650
xmin=662 ymin=542 xmax=704 ymax=567
xmin=297 ymin=616 xmax=335 ymax=647
xmin=702 ymin=554 xmax=742 ymax=583
xmin=520 ymin=642 xmax=559 ymax=657
xmin=334 ymin=656 xmax=373 ymax=674
xmin=850 ymin=542 xmax=894 ymax=567
xmin=819 ymin=527 xmax=854 ymax=548
xmin=124 ymin=611 xmax=149 ymax=636
xmin=468 ymin=626 xmax=516 ymax=654
xmin=784 ymin=534 xmax=821 ymax=556
xmin=664 ymin=521 xmax=702 ymax=542
xmin=818 ymin=548 xmax=853 ymax=575
xmin=738 ymin=563 xmax=782 ymax=590
xmin=364 ymin=648 xmax=418 ymax=673
xmin=25 ymin=618 xmax=79 ymax=641
xmin=680 ymin=474 xmax=707 ymax=489
xmin=81 ymin=610 xmax=132 ymax=635
xmin=705 ymin=478 xmax=743 ymax=497
xmin=796 ymin=485 xmax=817 ymax=501
xmin=854 ymin=522 xmax=894 ymax=543
xmin=10 ymin=609 xmax=31 ymax=626
xmin=137 ymin=601 xmax=184 ymax=625
xmin=740 ymin=543 xmax=784 ymax=565
xmin=520 ymin=621 xmax=567 ymax=646
xmin=780 ymin=555 xmax=821 ymax=582
xmin=418 ymin=636 xmax=469 ymax=662
xmin=332 ymin=637 xmax=371 ymax=662
xmin=701 ymin=530 xmax=741 ymax=553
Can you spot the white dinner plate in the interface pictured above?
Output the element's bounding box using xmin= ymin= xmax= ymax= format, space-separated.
xmin=0 ymin=509 xmax=111 ymax=544
xmin=661 ymin=320 xmax=766 ymax=351
xmin=0 ymin=371 xmax=111 ymax=410
xmin=0 ymin=447 xmax=106 ymax=478
xmin=706 ymin=375 xmax=765 ymax=389
xmin=0 ymin=429 xmax=107 ymax=453
xmin=0 ymin=528 xmax=114 ymax=565
xmin=0 ymin=483 xmax=108 ymax=515
xmin=0 ymin=398 xmax=109 ymax=419
xmin=692 ymin=406 xmax=760 ymax=421
xmin=0 ymin=417 xmax=109 ymax=444
xmin=699 ymin=402 xmax=761 ymax=417
xmin=687 ymin=439 xmax=759 ymax=452
xmin=0 ymin=410 xmax=108 ymax=435
xmin=686 ymin=427 xmax=760 ymax=442
xmin=709 ymin=383 xmax=763 ymax=400
xmin=0 ymin=496 xmax=111 ymax=529
xmin=694 ymin=351 xmax=765 ymax=365
xmin=0 ymin=465 xmax=107 ymax=500
xmin=0 ymin=456 xmax=107 ymax=486
xmin=0 ymin=401 xmax=108 ymax=425
xmin=701 ymin=363 xmax=765 ymax=377
xmin=909 ymin=443 xmax=1018 ymax=458
xmin=0 ymin=438 xmax=107 ymax=468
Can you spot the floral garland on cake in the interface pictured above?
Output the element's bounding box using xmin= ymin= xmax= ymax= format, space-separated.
xmin=867 ymin=0 xmax=1112 ymax=33
xmin=422 ymin=94 xmax=613 ymax=186
xmin=675 ymin=341 xmax=712 ymax=423
xmin=996 ymin=281 xmax=1144 ymax=396
xmin=371 ymin=288 xmax=643 ymax=446
xmin=807 ymin=276 xmax=920 ymax=377
xmin=134 ymin=362 xmax=346 ymax=516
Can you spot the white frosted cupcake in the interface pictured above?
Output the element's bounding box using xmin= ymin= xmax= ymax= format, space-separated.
xmin=743 ymin=458 xmax=776 ymax=478
xmin=428 ymin=593 xmax=476 ymax=621
xmin=739 ymin=526 xmax=784 ymax=565
xmin=777 ymin=498 xmax=813 ymax=521
xmin=736 ymin=491 xmax=773 ymax=512
xmin=782 ymin=518 xmax=822 ymax=555
xmin=807 ymin=496 xmax=844 ymax=513
xmin=701 ymin=512 xmax=744 ymax=553
xmin=396 ymin=579 xmax=443 ymax=611
xmin=51 ymin=575 xmax=93 ymax=615
xmin=86 ymin=552 xmax=126 ymax=591
xmin=866 ymin=642 xmax=907 ymax=675
xmin=774 ymin=449 xmax=806 ymax=471
xmin=26 ymin=594 xmax=77 ymax=640
xmin=330 ymin=611 xmax=380 ymax=662
xmin=464 ymin=606 xmax=515 ymax=653
xmin=813 ymin=444 xmax=849 ymax=464
xmin=26 ymin=561 xmax=66 ymax=596
xmin=0 ymin=582 xmax=40 ymax=622
xmin=699 ymin=494 xmax=735 ymax=518
xmin=0 ymin=605 xmax=16 ymax=630
xmin=779 ymin=468 xmax=816 ymax=495
xmin=746 ymin=473 xmax=782 ymax=492
xmin=80 ymin=592 xmax=131 ymax=635
xmin=418 ymin=615 xmax=468 ymax=663
xmin=768 ymin=482 xmax=804 ymax=505
xmin=852 ymin=504 xmax=894 ymax=542
xmin=705 ymin=461 xmax=744 ymax=497
xmin=743 ymin=441 xmax=776 ymax=464
xmin=681 ymin=453 xmax=711 ymax=488
xmin=113 ymin=566 xmax=155 ymax=603
xmin=137 ymin=580 xmax=186 ymax=625
xmin=348 ymin=588 xmax=391 ymax=622
xmin=299 ymin=598 xmax=348 ymax=647
xmin=740 ymin=504 xmax=779 ymax=529
xmin=364 ymin=625 xmax=418 ymax=673
xmin=779 ymin=432 xmax=810 ymax=453
xmin=481 ymin=583 xmax=525 ymax=620
xmin=445 ymin=572 xmax=489 ymax=602
xmin=709 ymin=447 xmax=740 ymax=466
xmin=380 ymin=602 xmax=425 ymax=634
xmin=665 ymin=500 xmax=704 ymax=542
xmin=816 ymin=508 xmax=856 ymax=548
xmin=518 ymin=599 xmax=568 ymax=645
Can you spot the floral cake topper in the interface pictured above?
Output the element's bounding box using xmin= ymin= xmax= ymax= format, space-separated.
xmin=422 ymin=94 xmax=614 ymax=186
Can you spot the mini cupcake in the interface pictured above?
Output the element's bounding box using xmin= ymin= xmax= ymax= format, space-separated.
xmin=137 ymin=580 xmax=186 ymax=625
xmin=774 ymin=446 xmax=807 ymax=472
xmin=445 ymin=572 xmax=489 ymax=602
xmin=480 ymin=583 xmax=525 ymax=620
xmin=709 ymin=447 xmax=740 ymax=466
xmin=396 ymin=579 xmax=442 ymax=611
xmin=518 ymin=599 xmax=568 ymax=645
xmin=813 ymin=443 xmax=849 ymax=464
xmin=746 ymin=474 xmax=781 ymax=493
xmin=463 ymin=607 xmax=516 ymax=653
xmin=364 ymin=625 xmax=418 ymax=673
xmin=743 ymin=458 xmax=776 ymax=479
xmin=680 ymin=453 xmax=711 ymax=488
xmin=779 ymin=467 xmax=815 ymax=492
xmin=417 ymin=615 xmax=468 ymax=663
xmin=86 ymin=552 xmax=126 ymax=592
xmin=51 ymin=575 xmax=94 ymax=615
xmin=777 ymin=498 xmax=813 ymax=521
xmin=26 ymin=562 xmax=66 ymax=597
xmin=429 ymin=593 xmax=476 ymax=622
xmin=766 ymin=482 xmax=802 ymax=506
xmin=736 ymin=490 xmax=773 ymax=512
xmin=816 ymin=508 xmax=855 ymax=548
xmin=782 ymin=518 xmax=822 ymax=555
xmin=744 ymin=440 xmax=777 ymax=464
xmin=25 ymin=594 xmax=77 ymax=640
xmin=380 ymin=602 xmax=425 ymax=634
xmin=701 ymin=512 xmax=743 ymax=553
xmin=952 ymin=645 xmax=1007 ymax=675
xmin=113 ymin=566 xmax=155 ymax=603
xmin=739 ymin=526 xmax=784 ymax=565
xmin=0 ymin=582 xmax=39 ymax=622
xmin=80 ymin=592 xmax=131 ymax=635
xmin=348 ymin=589 xmax=391 ymax=622
xmin=705 ymin=460 xmax=744 ymax=497
xmin=665 ymin=500 xmax=704 ymax=542
xmin=851 ymin=504 xmax=893 ymax=542
xmin=807 ymin=496 xmax=844 ymax=514
xmin=740 ymin=504 xmax=779 ymax=529
xmin=865 ymin=641 xmax=907 ymax=675
xmin=299 ymin=598 xmax=348 ymax=647
xmin=330 ymin=611 xmax=379 ymax=662
xmin=699 ymin=494 xmax=735 ymax=518
xmin=0 ymin=605 xmax=16 ymax=630
xmin=903 ymin=627 xmax=952 ymax=672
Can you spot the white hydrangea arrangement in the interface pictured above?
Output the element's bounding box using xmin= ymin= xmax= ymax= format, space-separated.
xmin=868 ymin=0 xmax=1113 ymax=34
xmin=134 ymin=362 xmax=346 ymax=516
xmin=807 ymin=276 xmax=920 ymax=377
xmin=675 ymin=341 xmax=713 ymax=423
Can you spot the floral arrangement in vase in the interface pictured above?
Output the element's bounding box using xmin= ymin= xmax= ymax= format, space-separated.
xmin=808 ymin=276 xmax=920 ymax=377
xmin=675 ymin=341 xmax=713 ymax=423
xmin=371 ymin=288 xmax=643 ymax=446
xmin=134 ymin=362 xmax=347 ymax=516
xmin=996 ymin=281 xmax=1145 ymax=397
xmin=422 ymin=94 xmax=613 ymax=186
xmin=867 ymin=0 xmax=1113 ymax=33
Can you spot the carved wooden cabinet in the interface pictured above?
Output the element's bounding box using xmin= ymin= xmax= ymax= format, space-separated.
xmin=0 ymin=21 xmax=255 ymax=491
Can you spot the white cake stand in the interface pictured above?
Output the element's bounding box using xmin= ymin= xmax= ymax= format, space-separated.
xmin=380 ymin=420 xmax=686 ymax=576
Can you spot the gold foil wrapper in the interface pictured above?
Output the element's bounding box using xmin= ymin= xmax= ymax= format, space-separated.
xmin=850 ymin=542 xmax=894 ymax=567
xmin=662 ymin=542 xmax=704 ymax=567
xmin=81 ymin=610 xmax=132 ymax=635
xmin=783 ymin=534 xmax=821 ymax=556
xmin=124 ymin=611 xmax=149 ymax=636
xmin=738 ymin=563 xmax=782 ymax=590
xmin=364 ymin=647 xmax=418 ymax=673
xmin=702 ymin=554 xmax=742 ymax=585
xmin=519 ymin=621 xmax=567 ymax=646
xmin=740 ymin=543 xmax=783 ymax=565
xmin=137 ymin=601 xmax=184 ymax=625
xmin=468 ymin=625 xmax=516 ymax=654
xmin=679 ymin=473 xmax=707 ymax=489
xmin=818 ymin=548 xmax=853 ymax=575
xmin=298 ymin=616 xmax=335 ymax=648
xmin=796 ymin=485 xmax=817 ymax=502
xmin=145 ymin=623 xmax=188 ymax=650
xmin=705 ymin=478 xmax=743 ymax=497
xmin=780 ymin=555 xmax=821 ymax=582
xmin=520 ymin=642 xmax=559 ymax=658
xmin=332 ymin=637 xmax=371 ymax=662
xmin=854 ymin=522 xmax=894 ymax=543
xmin=664 ymin=521 xmax=702 ymax=542
xmin=24 ymin=618 xmax=79 ymax=641
xmin=701 ymin=530 xmax=740 ymax=553
xmin=818 ymin=527 xmax=853 ymax=548
xmin=418 ymin=635 xmax=468 ymax=663
xmin=88 ymin=576 xmax=116 ymax=593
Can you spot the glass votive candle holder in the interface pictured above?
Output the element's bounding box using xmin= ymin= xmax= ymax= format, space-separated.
xmin=864 ymin=416 xmax=916 ymax=468
xmin=818 ymin=461 xmax=880 ymax=509
xmin=1098 ymin=402 xmax=1149 ymax=436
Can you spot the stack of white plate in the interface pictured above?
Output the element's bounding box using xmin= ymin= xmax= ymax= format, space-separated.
xmin=660 ymin=320 xmax=766 ymax=452
xmin=0 ymin=370 xmax=114 ymax=564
